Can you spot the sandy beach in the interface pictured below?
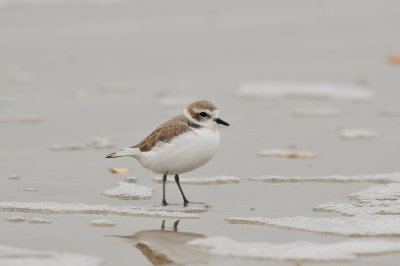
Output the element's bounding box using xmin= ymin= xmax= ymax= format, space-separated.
xmin=1 ymin=1 xmax=400 ymax=265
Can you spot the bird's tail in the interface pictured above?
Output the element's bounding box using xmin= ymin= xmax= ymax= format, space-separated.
xmin=105 ymin=147 xmax=141 ymax=158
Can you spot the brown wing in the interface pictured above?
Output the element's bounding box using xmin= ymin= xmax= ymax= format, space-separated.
xmin=132 ymin=115 xmax=193 ymax=152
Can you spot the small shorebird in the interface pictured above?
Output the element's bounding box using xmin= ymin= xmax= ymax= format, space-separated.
xmin=106 ymin=100 xmax=229 ymax=206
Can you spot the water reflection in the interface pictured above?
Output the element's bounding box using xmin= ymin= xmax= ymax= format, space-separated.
xmin=117 ymin=220 xmax=208 ymax=265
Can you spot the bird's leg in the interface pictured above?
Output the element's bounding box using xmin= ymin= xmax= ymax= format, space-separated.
xmin=162 ymin=172 xmax=168 ymax=206
xmin=161 ymin=220 xmax=166 ymax=231
xmin=174 ymin=174 xmax=189 ymax=206
xmin=173 ymin=220 xmax=180 ymax=232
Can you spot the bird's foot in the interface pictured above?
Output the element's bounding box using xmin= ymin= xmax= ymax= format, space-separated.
xmin=183 ymin=200 xmax=190 ymax=207
xmin=162 ymin=200 xmax=168 ymax=206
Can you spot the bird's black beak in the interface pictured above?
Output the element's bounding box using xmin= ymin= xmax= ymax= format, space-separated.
xmin=215 ymin=118 xmax=230 ymax=126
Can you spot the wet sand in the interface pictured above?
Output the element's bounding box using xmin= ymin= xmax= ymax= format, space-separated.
xmin=1 ymin=1 xmax=400 ymax=265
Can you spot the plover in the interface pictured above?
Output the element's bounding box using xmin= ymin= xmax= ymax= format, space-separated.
xmin=106 ymin=100 xmax=229 ymax=206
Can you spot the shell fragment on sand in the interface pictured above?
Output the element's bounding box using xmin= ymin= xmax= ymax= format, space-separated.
xmin=257 ymin=149 xmax=317 ymax=159
xmin=153 ymin=175 xmax=240 ymax=185
xmin=0 ymin=201 xmax=202 ymax=218
xmin=226 ymin=216 xmax=400 ymax=236
xmin=103 ymin=182 xmax=153 ymax=199
xmin=246 ymin=172 xmax=400 ymax=183
xmin=0 ymin=244 xmax=102 ymax=266
xmin=237 ymin=82 xmax=374 ymax=102
xmin=188 ymin=236 xmax=400 ymax=262
xmin=388 ymin=54 xmax=400 ymax=64
xmin=109 ymin=168 xmax=129 ymax=174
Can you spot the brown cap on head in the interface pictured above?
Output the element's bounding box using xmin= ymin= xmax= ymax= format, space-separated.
xmin=187 ymin=100 xmax=217 ymax=112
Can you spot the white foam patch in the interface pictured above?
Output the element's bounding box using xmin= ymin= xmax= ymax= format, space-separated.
xmin=153 ymin=175 xmax=240 ymax=185
xmin=257 ymin=149 xmax=316 ymax=159
xmin=226 ymin=216 xmax=400 ymax=236
xmin=89 ymin=219 xmax=115 ymax=227
xmin=0 ymin=245 xmax=102 ymax=266
xmin=292 ymin=108 xmax=342 ymax=118
xmin=237 ymin=82 xmax=374 ymax=102
xmin=103 ymin=182 xmax=153 ymax=199
xmin=314 ymin=202 xmax=400 ymax=216
xmin=351 ymin=183 xmax=400 ymax=201
xmin=188 ymin=236 xmax=400 ymax=262
xmin=247 ymin=172 xmax=400 ymax=183
xmin=315 ymin=183 xmax=400 ymax=216
xmin=0 ymin=201 xmax=201 ymax=218
xmin=335 ymin=128 xmax=379 ymax=140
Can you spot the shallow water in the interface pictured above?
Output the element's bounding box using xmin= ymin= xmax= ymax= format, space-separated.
xmin=1 ymin=0 xmax=400 ymax=265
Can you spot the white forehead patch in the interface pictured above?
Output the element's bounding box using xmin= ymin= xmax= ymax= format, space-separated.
xmin=213 ymin=109 xmax=219 ymax=118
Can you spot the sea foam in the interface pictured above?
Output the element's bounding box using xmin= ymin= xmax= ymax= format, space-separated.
xmin=0 ymin=201 xmax=202 ymax=218
xmin=226 ymin=216 xmax=400 ymax=236
xmin=0 ymin=244 xmax=102 ymax=266
xmin=189 ymin=236 xmax=400 ymax=261
xmin=247 ymin=172 xmax=400 ymax=183
xmin=103 ymin=182 xmax=153 ymax=199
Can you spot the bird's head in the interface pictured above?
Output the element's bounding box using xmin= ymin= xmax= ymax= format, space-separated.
xmin=184 ymin=100 xmax=229 ymax=129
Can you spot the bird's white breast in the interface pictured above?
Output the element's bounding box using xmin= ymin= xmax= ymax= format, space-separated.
xmin=137 ymin=128 xmax=220 ymax=175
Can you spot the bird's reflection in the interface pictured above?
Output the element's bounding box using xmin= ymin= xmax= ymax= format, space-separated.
xmin=116 ymin=220 xmax=208 ymax=265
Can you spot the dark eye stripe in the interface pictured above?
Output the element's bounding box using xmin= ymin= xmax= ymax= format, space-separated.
xmin=199 ymin=112 xmax=208 ymax=117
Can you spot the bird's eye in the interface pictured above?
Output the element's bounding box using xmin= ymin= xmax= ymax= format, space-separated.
xmin=199 ymin=112 xmax=208 ymax=117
